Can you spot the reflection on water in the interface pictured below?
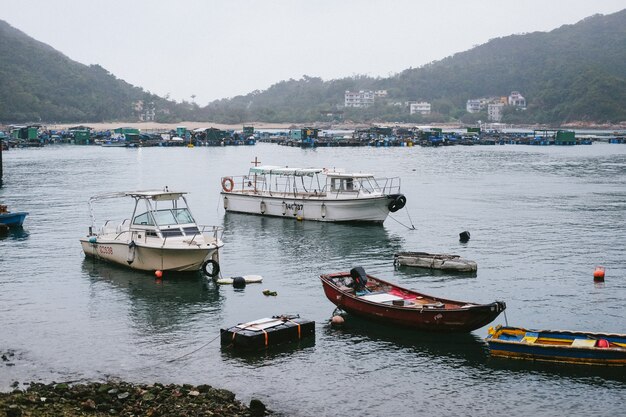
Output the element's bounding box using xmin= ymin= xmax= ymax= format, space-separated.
xmin=81 ymin=259 xmax=223 ymax=334
xmin=222 ymin=213 xmax=404 ymax=273
xmin=220 ymin=337 xmax=316 ymax=366
xmin=324 ymin=314 xmax=487 ymax=366
xmin=0 ymin=225 xmax=30 ymax=241
xmin=486 ymin=354 xmax=626 ymax=384
xmin=394 ymin=263 xmax=478 ymax=280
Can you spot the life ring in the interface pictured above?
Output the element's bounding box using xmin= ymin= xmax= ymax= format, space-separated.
xmin=202 ymin=259 xmax=220 ymax=278
xmin=221 ymin=177 xmax=234 ymax=192
xmin=388 ymin=194 xmax=407 ymax=213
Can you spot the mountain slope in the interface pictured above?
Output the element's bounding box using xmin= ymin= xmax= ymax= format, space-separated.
xmin=203 ymin=9 xmax=626 ymax=124
xmin=2 ymin=9 xmax=626 ymax=125
xmin=0 ymin=20 xmax=185 ymax=124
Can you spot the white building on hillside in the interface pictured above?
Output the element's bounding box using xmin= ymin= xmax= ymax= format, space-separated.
xmin=345 ymin=90 xmax=375 ymax=108
xmin=410 ymin=101 xmax=431 ymax=115
xmin=466 ymin=99 xmax=482 ymax=113
xmin=508 ymin=91 xmax=526 ymax=109
xmin=488 ymin=103 xmax=505 ymax=122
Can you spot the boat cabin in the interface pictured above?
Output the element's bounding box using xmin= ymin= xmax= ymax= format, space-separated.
xmin=127 ymin=191 xmax=201 ymax=238
xmin=89 ymin=190 xmax=202 ymax=239
xmin=327 ymin=172 xmax=380 ymax=194
xmin=244 ymin=165 xmax=386 ymax=196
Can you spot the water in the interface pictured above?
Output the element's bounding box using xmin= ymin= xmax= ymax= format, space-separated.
xmin=1 ymin=143 xmax=626 ymax=416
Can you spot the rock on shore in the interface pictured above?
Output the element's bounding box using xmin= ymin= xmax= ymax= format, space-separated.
xmin=0 ymin=381 xmax=269 ymax=416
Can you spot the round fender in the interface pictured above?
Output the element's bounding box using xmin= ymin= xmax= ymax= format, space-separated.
xmin=388 ymin=194 xmax=407 ymax=213
xmin=202 ymin=259 xmax=220 ymax=278
xmin=221 ymin=177 xmax=234 ymax=192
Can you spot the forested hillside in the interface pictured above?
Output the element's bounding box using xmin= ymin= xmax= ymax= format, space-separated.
xmin=202 ymin=9 xmax=626 ymax=124
xmin=0 ymin=20 xmax=190 ymax=123
xmin=1 ymin=9 xmax=626 ymax=125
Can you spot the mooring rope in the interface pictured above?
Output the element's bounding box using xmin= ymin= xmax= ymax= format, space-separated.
xmin=387 ymin=212 xmax=416 ymax=230
xmin=165 ymin=333 xmax=222 ymax=363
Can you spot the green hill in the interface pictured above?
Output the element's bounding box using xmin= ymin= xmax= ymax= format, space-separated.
xmin=203 ymin=9 xmax=626 ymax=125
xmin=2 ymin=9 xmax=626 ymax=125
xmin=0 ymin=20 xmax=190 ymax=124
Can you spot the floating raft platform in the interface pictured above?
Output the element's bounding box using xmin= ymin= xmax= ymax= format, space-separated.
xmin=394 ymin=251 xmax=477 ymax=272
xmin=221 ymin=315 xmax=315 ymax=350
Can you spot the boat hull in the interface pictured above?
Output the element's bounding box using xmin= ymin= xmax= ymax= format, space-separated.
xmin=320 ymin=272 xmax=505 ymax=333
xmin=221 ymin=192 xmax=391 ymax=222
xmin=0 ymin=212 xmax=28 ymax=227
xmin=79 ymin=239 xmax=219 ymax=272
xmin=486 ymin=326 xmax=626 ymax=366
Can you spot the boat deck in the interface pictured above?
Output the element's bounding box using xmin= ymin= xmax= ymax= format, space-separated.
xmin=493 ymin=327 xmax=626 ymax=348
xmin=331 ymin=276 xmax=469 ymax=310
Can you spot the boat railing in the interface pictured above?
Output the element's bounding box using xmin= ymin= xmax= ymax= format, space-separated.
xmin=226 ymin=175 xmax=268 ymax=193
xmin=193 ymin=225 xmax=224 ymax=246
xmin=378 ymin=177 xmax=402 ymax=195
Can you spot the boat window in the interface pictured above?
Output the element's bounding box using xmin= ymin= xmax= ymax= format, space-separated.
xmin=152 ymin=209 xmax=178 ymax=226
xmin=330 ymin=178 xmax=354 ymax=192
xmin=133 ymin=211 xmax=155 ymax=226
xmin=173 ymin=208 xmax=194 ymax=224
xmin=161 ymin=229 xmax=184 ymax=237
xmin=358 ymin=177 xmax=379 ymax=193
xmin=183 ymin=226 xmax=200 ymax=235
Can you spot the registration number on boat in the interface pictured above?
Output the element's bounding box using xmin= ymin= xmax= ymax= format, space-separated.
xmin=98 ymin=246 xmax=113 ymax=255
xmin=286 ymin=203 xmax=303 ymax=210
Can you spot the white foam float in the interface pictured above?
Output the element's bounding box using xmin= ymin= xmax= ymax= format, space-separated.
xmin=215 ymin=275 xmax=263 ymax=285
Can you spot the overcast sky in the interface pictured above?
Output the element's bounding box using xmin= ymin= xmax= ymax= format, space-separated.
xmin=1 ymin=1 xmax=625 ymax=105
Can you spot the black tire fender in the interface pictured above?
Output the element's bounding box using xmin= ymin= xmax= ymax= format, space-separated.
xmin=388 ymin=194 xmax=407 ymax=213
xmin=202 ymin=259 xmax=220 ymax=278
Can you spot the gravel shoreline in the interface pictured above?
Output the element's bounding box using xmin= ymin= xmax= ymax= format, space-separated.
xmin=1 ymin=381 xmax=270 ymax=416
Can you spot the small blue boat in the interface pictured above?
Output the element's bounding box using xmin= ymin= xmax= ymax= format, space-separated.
xmin=0 ymin=205 xmax=28 ymax=227
xmin=486 ymin=325 xmax=626 ymax=366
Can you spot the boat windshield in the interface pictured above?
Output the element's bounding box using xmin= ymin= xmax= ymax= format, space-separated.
xmin=329 ymin=176 xmax=380 ymax=193
xmin=133 ymin=208 xmax=195 ymax=226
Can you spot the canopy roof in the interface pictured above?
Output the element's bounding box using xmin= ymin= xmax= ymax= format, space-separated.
xmin=249 ymin=166 xmax=323 ymax=177
xmin=249 ymin=165 xmax=374 ymax=178
xmin=89 ymin=190 xmax=187 ymax=203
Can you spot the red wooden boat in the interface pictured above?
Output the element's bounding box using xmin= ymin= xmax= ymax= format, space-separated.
xmin=320 ymin=267 xmax=506 ymax=333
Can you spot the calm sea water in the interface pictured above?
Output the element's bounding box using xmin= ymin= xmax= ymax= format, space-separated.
xmin=1 ymin=143 xmax=626 ymax=416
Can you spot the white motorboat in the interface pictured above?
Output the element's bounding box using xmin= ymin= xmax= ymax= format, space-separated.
xmin=80 ymin=189 xmax=224 ymax=274
xmin=394 ymin=252 xmax=478 ymax=272
xmin=220 ymin=165 xmax=406 ymax=223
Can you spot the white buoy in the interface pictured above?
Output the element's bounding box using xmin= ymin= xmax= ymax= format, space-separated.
xmin=215 ymin=275 xmax=263 ymax=285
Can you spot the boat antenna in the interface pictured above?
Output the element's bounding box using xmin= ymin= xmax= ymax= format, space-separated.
xmin=251 ymin=157 xmax=261 ymax=193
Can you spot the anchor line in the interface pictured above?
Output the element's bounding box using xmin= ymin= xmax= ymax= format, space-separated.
xmin=387 ymin=211 xmax=416 ymax=231
xmin=165 ymin=333 xmax=222 ymax=363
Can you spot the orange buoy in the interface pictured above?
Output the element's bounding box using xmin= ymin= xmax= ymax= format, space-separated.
xmin=155 ymin=270 xmax=163 ymax=279
xmin=596 ymin=339 xmax=610 ymax=348
xmin=593 ymin=266 xmax=605 ymax=281
xmin=331 ymin=315 xmax=345 ymax=326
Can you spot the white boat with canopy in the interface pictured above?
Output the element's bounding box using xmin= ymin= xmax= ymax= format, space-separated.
xmin=220 ymin=165 xmax=406 ymax=223
xmin=80 ymin=188 xmax=223 ymax=274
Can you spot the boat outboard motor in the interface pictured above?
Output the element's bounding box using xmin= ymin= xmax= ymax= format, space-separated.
xmin=350 ymin=266 xmax=368 ymax=291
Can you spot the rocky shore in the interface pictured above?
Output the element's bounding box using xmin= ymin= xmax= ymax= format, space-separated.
xmin=0 ymin=381 xmax=270 ymax=417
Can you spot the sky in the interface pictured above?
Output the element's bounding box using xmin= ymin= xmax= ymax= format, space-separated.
xmin=1 ymin=1 xmax=625 ymax=105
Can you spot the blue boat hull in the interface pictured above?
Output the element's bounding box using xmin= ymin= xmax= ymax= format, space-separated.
xmin=486 ymin=326 xmax=626 ymax=366
xmin=0 ymin=212 xmax=28 ymax=227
